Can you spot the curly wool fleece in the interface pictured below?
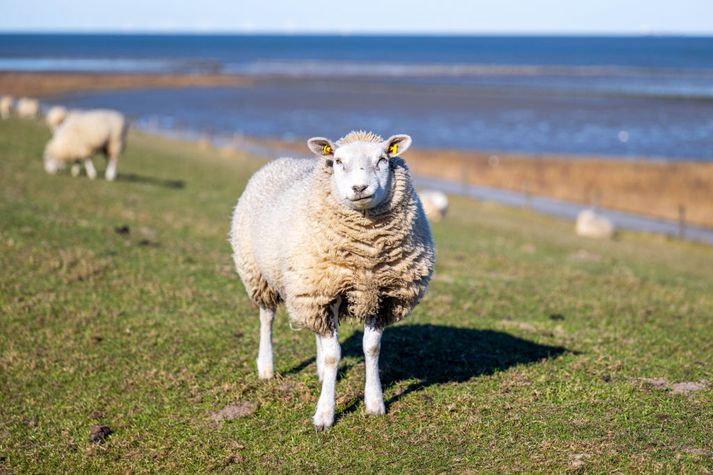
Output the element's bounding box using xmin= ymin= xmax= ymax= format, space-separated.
xmin=230 ymin=142 xmax=435 ymax=335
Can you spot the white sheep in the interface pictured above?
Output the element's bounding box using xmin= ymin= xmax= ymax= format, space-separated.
xmin=16 ymin=97 xmax=40 ymax=119
xmin=43 ymin=109 xmax=128 ymax=181
xmin=0 ymin=95 xmax=13 ymax=119
xmin=419 ymin=189 xmax=449 ymax=222
xmin=45 ymin=105 xmax=68 ymax=131
xmin=576 ymin=208 xmax=614 ymax=239
xmin=230 ymin=130 xmax=435 ymax=430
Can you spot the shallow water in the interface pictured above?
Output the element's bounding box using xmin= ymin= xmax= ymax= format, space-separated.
xmin=3 ymin=33 xmax=713 ymax=160
xmin=55 ymin=79 xmax=713 ymax=160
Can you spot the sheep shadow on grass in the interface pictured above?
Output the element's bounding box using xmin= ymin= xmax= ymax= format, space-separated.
xmin=115 ymin=172 xmax=186 ymax=189
xmin=287 ymin=324 xmax=567 ymax=410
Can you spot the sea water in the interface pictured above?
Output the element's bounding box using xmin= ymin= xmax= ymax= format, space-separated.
xmin=2 ymin=34 xmax=713 ymax=159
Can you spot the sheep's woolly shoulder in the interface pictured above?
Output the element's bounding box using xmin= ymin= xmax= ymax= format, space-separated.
xmin=336 ymin=130 xmax=383 ymax=146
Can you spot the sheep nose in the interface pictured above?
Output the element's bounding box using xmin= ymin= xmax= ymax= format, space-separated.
xmin=352 ymin=184 xmax=368 ymax=193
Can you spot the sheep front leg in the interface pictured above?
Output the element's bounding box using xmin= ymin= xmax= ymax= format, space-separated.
xmin=313 ymin=306 xmax=340 ymax=431
xmin=257 ymin=307 xmax=275 ymax=379
xmin=363 ymin=321 xmax=385 ymax=415
xmin=84 ymin=158 xmax=97 ymax=180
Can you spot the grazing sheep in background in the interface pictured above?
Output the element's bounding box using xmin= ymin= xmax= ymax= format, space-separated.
xmin=45 ymin=105 xmax=69 ymax=131
xmin=419 ymin=189 xmax=449 ymax=222
xmin=16 ymin=97 xmax=40 ymax=119
xmin=0 ymin=95 xmax=13 ymax=119
xmin=230 ymin=130 xmax=435 ymax=430
xmin=43 ymin=109 xmax=128 ymax=181
xmin=576 ymin=208 xmax=614 ymax=239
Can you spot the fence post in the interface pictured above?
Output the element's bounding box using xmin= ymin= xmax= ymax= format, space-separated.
xmin=591 ymin=191 xmax=601 ymax=212
xmin=678 ymin=205 xmax=686 ymax=240
xmin=523 ymin=181 xmax=532 ymax=209
xmin=461 ymin=155 xmax=468 ymax=196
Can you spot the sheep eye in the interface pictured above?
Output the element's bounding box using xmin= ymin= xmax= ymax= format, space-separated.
xmin=335 ymin=159 xmax=342 ymax=166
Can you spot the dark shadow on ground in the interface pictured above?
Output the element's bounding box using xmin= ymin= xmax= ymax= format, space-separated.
xmin=287 ymin=324 xmax=568 ymax=407
xmin=116 ymin=172 xmax=186 ymax=189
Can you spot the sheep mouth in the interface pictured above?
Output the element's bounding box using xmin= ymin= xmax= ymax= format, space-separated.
xmin=350 ymin=194 xmax=374 ymax=202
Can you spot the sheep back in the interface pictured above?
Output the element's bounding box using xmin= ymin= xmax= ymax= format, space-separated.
xmin=45 ymin=110 xmax=127 ymax=163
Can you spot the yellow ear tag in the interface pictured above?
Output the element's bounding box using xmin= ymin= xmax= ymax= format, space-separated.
xmin=322 ymin=145 xmax=332 ymax=155
xmin=389 ymin=143 xmax=399 ymax=155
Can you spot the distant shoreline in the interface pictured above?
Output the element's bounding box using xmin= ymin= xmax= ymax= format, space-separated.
xmin=0 ymin=71 xmax=252 ymax=97
xmin=3 ymin=70 xmax=711 ymax=229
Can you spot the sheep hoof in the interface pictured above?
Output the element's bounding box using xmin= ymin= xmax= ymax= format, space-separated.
xmin=257 ymin=368 xmax=274 ymax=380
xmin=365 ymin=400 xmax=385 ymax=416
xmin=313 ymin=411 xmax=334 ymax=431
xmin=256 ymin=357 xmax=274 ymax=379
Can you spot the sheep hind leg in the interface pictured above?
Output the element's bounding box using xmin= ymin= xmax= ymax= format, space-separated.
xmin=363 ymin=321 xmax=385 ymax=415
xmin=84 ymin=158 xmax=97 ymax=180
xmin=105 ymin=156 xmax=118 ymax=181
xmin=70 ymin=163 xmax=81 ymax=177
xmin=313 ymin=303 xmax=341 ymax=431
xmin=257 ymin=306 xmax=275 ymax=379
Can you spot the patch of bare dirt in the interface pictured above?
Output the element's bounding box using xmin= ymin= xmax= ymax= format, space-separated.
xmin=88 ymin=425 xmax=112 ymax=443
xmin=670 ymin=381 xmax=706 ymax=395
xmin=211 ymin=402 xmax=257 ymax=422
xmin=635 ymin=378 xmax=707 ymax=395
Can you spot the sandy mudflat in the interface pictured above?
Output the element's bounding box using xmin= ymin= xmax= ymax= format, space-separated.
xmin=0 ymin=71 xmax=252 ymax=97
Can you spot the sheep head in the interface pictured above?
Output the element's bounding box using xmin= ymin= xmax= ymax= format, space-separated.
xmin=307 ymin=132 xmax=412 ymax=211
xmin=42 ymin=140 xmax=64 ymax=175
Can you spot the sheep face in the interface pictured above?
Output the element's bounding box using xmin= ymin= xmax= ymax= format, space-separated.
xmin=43 ymin=155 xmax=61 ymax=174
xmin=308 ymin=134 xmax=412 ymax=211
xmin=42 ymin=145 xmax=64 ymax=175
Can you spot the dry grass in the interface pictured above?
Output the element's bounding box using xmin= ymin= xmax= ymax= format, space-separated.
xmin=259 ymin=137 xmax=713 ymax=228
xmin=406 ymin=149 xmax=713 ymax=228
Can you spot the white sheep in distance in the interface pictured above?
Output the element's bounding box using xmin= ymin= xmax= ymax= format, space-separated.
xmin=45 ymin=105 xmax=68 ymax=131
xmin=419 ymin=189 xmax=449 ymax=222
xmin=576 ymin=208 xmax=614 ymax=239
xmin=230 ymin=130 xmax=435 ymax=430
xmin=0 ymin=95 xmax=13 ymax=119
xmin=43 ymin=109 xmax=128 ymax=181
xmin=16 ymin=97 xmax=40 ymax=119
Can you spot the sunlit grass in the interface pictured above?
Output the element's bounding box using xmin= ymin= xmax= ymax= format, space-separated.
xmin=1 ymin=119 xmax=711 ymax=473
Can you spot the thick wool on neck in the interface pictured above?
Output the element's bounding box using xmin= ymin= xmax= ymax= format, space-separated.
xmin=287 ymin=157 xmax=434 ymax=334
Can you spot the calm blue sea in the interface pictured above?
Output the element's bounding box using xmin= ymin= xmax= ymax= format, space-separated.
xmin=2 ymin=34 xmax=713 ymax=160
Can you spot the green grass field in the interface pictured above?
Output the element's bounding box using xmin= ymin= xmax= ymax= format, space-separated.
xmin=1 ymin=118 xmax=711 ymax=473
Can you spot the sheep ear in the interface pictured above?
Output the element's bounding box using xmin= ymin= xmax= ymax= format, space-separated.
xmin=307 ymin=137 xmax=335 ymax=158
xmin=384 ymin=134 xmax=412 ymax=157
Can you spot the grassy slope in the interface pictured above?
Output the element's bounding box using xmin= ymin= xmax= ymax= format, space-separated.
xmin=0 ymin=119 xmax=711 ymax=473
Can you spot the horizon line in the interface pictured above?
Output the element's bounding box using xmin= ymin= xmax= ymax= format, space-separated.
xmin=1 ymin=29 xmax=713 ymax=37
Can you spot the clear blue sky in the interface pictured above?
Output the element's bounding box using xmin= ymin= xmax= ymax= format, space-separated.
xmin=2 ymin=0 xmax=712 ymax=35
